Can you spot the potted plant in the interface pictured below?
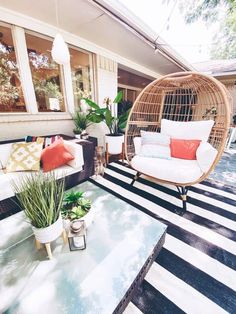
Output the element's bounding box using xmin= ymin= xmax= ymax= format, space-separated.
xmin=72 ymin=110 xmax=91 ymax=139
xmin=34 ymin=80 xmax=63 ymax=111
xmin=13 ymin=173 xmax=65 ymax=244
xmin=83 ymin=91 xmax=130 ymax=154
xmin=61 ymin=190 xmax=93 ymax=228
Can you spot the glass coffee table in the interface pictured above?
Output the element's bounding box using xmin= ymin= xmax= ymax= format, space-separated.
xmin=0 ymin=181 xmax=166 ymax=314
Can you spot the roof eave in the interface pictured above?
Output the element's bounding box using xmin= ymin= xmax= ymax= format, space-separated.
xmin=89 ymin=0 xmax=195 ymax=72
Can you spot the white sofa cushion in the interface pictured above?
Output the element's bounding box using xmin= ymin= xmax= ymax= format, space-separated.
xmin=131 ymin=155 xmax=203 ymax=184
xmin=161 ymin=119 xmax=214 ymax=141
xmin=196 ymin=142 xmax=218 ymax=173
xmin=0 ymin=143 xmax=16 ymax=169
xmin=0 ymin=165 xmax=82 ymax=201
xmin=64 ymin=140 xmax=84 ymax=169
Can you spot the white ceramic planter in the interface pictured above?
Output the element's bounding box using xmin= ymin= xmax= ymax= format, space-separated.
xmin=32 ymin=215 xmax=63 ymax=244
xmin=105 ymin=134 xmax=124 ymax=154
xmin=74 ymin=134 xmax=81 ymax=139
xmin=82 ymin=208 xmax=94 ymax=227
xmin=63 ymin=208 xmax=94 ymax=231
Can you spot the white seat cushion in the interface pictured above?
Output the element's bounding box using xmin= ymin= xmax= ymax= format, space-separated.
xmin=131 ymin=155 xmax=203 ymax=184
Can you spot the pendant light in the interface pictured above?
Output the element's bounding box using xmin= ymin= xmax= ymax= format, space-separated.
xmin=51 ymin=0 xmax=70 ymax=65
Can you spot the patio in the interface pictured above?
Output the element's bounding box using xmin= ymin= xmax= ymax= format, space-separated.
xmin=1 ymin=149 xmax=235 ymax=314
xmin=0 ymin=0 xmax=236 ymax=313
xmin=100 ymin=154 xmax=236 ymax=314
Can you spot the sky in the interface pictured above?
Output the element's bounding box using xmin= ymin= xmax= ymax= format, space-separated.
xmin=118 ymin=0 xmax=220 ymax=64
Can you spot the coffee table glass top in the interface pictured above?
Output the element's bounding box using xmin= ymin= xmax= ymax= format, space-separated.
xmin=0 ymin=180 xmax=167 ymax=314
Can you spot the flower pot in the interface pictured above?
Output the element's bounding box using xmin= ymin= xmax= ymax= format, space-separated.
xmin=82 ymin=208 xmax=94 ymax=227
xmin=63 ymin=208 xmax=94 ymax=231
xmin=74 ymin=134 xmax=81 ymax=139
xmin=32 ymin=215 xmax=63 ymax=244
xmin=105 ymin=134 xmax=124 ymax=154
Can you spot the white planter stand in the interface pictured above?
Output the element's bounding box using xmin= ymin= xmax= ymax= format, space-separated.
xmin=32 ymin=215 xmax=67 ymax=259
xmin=105 ymin=134 xmax=125 ymax=164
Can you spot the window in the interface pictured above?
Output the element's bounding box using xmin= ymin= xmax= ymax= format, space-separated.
xmin=0 ymin=24 xmax=26 ymax=112
xmin=25 ymin=32 xmax=65 ymax=112
xmin=69 ymin=47 xmax=92 ymax=109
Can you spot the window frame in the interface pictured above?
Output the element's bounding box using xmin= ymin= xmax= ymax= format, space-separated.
xmin=0 ymin=24 xmax=95 ymax=118
xmin=68 ymin=44 xmax=95 ymax=111
xmin=24 ymin=29 xmax=68 ymax=114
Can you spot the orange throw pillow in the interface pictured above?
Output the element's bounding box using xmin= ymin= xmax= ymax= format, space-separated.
xmin=170 ymin=139 xmax=201 ymax=160
xmin=41 ymin=138 xmax=74 ymax=172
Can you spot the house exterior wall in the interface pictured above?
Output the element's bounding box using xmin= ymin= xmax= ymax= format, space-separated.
xmin=87 ymin=55 xmax=118 ymax=146
xmin=222 ymin=80 xmax=236 ymax=142
xmin=0 ymin=7 xmax=157 ymax=142
xmin=216 ymin=77 xmax=236 ymax=120
xmin=0 ymin=114 xmax=74 ymax=141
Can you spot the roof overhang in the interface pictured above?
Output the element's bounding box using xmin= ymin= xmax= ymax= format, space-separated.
xmin=0 ymin=0 xmax=194 ymax=77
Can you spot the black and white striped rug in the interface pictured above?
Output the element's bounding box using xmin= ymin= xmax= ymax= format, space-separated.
xmin=90 ymin=161 xmax=236 ymax=314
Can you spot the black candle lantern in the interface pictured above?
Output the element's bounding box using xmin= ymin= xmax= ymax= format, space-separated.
xmin=68 ymin=220 xmax=86 ymax=251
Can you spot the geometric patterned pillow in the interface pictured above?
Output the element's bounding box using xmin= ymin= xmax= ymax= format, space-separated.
xmin=6 ymin=142 xmax=43 ymax=172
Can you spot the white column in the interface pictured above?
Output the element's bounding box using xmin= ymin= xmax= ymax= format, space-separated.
xmin=87 ymin=55 xmax=118 ymax=145
xmin=12 ymin=26 xmax=38 ymax=114
xmin=96 ymin=55 xmax=118 ymax=106
xmin=63 ymin=62 xmax=75 ymax=114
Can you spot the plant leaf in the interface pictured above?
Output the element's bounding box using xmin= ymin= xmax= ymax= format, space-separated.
xmin=82 ymin=98 xmax=100 ymax=110
xmin=118 ymin=108 xmax=131 ymax=129
xmin=113 ymin=91 xmax=123 ymax=103
xmin=105 ymin=109 xmax=114 ymax=128
xmin=87 ymin=112 xmax=104 ymax=123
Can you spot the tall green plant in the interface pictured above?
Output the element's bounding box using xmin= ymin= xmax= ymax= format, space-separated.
xmin=13 ymin=173 xmax=65 ymax=228
xmin=83 ymin=91 xmax=130 ymax=135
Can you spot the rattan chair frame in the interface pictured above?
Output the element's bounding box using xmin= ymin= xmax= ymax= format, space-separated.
xmin=124 ymin=72 xmax=231 ymax=213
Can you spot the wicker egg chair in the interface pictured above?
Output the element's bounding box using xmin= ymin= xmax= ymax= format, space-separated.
xmin=125 ymin=72 xmax=231 ymax=214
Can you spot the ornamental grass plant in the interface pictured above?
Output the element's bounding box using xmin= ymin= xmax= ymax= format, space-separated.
xmin=13 ymin=173 xmax=65 ymax=228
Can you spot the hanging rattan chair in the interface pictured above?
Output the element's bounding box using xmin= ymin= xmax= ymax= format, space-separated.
xmin=125 ymin=72 xmax=231 ymax=214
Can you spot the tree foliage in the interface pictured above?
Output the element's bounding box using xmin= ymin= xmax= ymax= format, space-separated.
xmin=171 ymin=0 xmax=236 ymax=59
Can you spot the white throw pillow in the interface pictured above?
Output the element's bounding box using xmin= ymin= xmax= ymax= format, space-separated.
xmin=139 ymin=131 xmax=171 ymax=159
xmin=64 ymin=141 xmax=84 ymax=169
xmin=196 ymin=141 xmax=218 ymax=173
xmin=161 ymin=119 xmax=214 ymax=141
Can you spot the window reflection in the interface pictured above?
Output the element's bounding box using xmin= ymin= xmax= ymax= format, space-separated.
xmin=0 ymin=24 xmax=26 ymax=112
xmin=25 ymin=32 xmax=65 ymax=112
xmin=69 ymin=47 xmax=92 ymax=110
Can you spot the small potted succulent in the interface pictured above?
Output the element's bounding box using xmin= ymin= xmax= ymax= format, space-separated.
xmin=72 ymin=110 xmax=91 ymax=139
xmin=61 ymin=190 xmax=93 ymax=228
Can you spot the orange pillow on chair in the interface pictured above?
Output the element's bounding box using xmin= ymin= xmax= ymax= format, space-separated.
xmin=170 ymin=139 xmax=201 ymax=160
xmin=41 ymin=138 xmax=74 ymax=172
